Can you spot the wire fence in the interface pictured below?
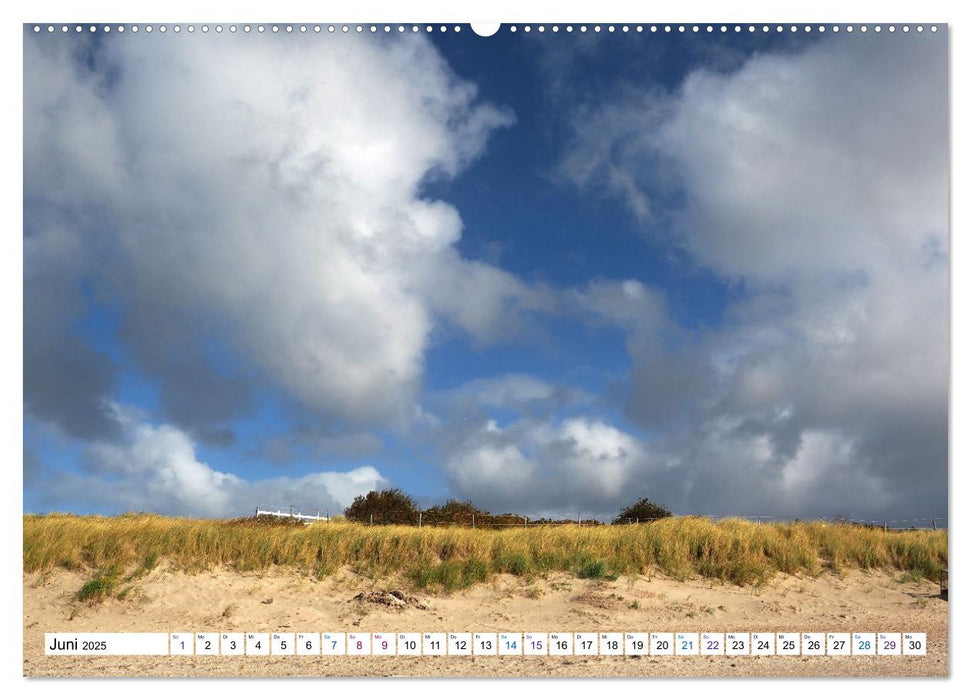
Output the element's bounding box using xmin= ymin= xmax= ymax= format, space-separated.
xmin=689 ymin=515 xmax=947 ymax=531
xmin=253 ymin=506 xmax=946 ymax=531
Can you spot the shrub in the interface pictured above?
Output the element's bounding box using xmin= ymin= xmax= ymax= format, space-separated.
xmin=344 ymin=489 xmax=420 ymax=525
xmin=422 ymin=500 xmax=485 ymax=526
xmin=612 ymin=498 xmax=672 ymax=524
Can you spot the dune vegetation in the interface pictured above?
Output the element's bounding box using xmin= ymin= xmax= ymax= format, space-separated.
xmin=24 ymin=513 xmax=947 ymax=595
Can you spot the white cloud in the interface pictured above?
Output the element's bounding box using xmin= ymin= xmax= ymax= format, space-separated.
xmin=559 ymin=35 xmax=948 ymax=519
xmin=421 ymin=254 xmax=557 ymax=345
xmin=555 ymin=418 xmax=645 ymax=499
xmin=86 ymin=421 xmax=246 ymax=518
xmin=657 ymin=40 xmax=947 ymax=283
xmin=567 ymin=278 xmax=669 ymax=331
xmin=561 ymin=36 xmax=946 ymax=283
xmin=39 ymin=404 xmax=386 ymax=518
xmin=24 ymin=33 xmax=521 ymax=435
xmin=467 ymin=374 xmax=560 ymax=406
xmin=432 ymin=403 xmax=904 ymax=520
xmin=440 ymin=373 xmax=590 ymax=413
xmin=442 ymin=415 xmax=650 ymax=515
xmin=447 ymin=442 xmax=538 ymax=503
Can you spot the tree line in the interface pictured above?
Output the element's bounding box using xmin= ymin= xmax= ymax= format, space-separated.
xmin=342 ymin=489 xmax=672 ymax=527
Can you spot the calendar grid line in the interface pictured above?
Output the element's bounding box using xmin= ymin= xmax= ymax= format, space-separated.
xmin=44 ymin=631 xmax=927 ymax=657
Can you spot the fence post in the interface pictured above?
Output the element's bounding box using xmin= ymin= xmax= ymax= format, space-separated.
xmin=933 ymin=518 xmax=937 ymax=531
xmin=577 ymin=513 xmax=581 ymax=526
xmin=419 ymin=512 xmax=422 ymax=529
xmin=370 ymin=514 xmax=373 ymax=527
xmin=472 ymin=513 xmax=475 ymax=530
xmin=524 ymin=515 xmax=528 ymax=528
xmin=883 ymin=521 xmax=888 ymax=532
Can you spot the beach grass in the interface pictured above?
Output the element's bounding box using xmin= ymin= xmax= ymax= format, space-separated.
xmin=24 ymin=513 xmax=947 ymax=592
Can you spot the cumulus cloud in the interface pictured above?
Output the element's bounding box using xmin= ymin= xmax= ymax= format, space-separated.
xmin=433 ymin=397 xmax=932 ymax=521
xmin=639 ymin=421 xmax=897 ymax=520
xmin=557 ymin=34 xmax=948 ymax=519
xmin=421 ymin=254 xmax=557 ymax=346
xmin=440 ymin=414 xmax=651 ymax=517
xmin=30 ymin=404 xmax=386 ymax=518
xmin=566 ymin=278 xmax=669 ymax=331
xmin=461 ymin=374 xmax=563 ymax=406
xmin=562 ymin=35 xmax=946 ymax=284
xmin=432 ymin=373 xmax=592 ymax=422
xmin=23 ymin=32 xmax=521 ymax=439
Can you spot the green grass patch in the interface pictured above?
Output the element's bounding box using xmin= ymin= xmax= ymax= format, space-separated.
xmin=75 ymin=564 xmax=123 ymax=602
xmin=577 ymin=559 xmax=619 ymax=581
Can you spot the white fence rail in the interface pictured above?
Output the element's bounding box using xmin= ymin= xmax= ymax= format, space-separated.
xmin=255 ymin=507 xmax=329 ymax=523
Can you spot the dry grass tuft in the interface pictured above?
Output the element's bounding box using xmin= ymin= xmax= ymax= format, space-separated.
xmin=24 ymin=514 xmax=947 ymax=593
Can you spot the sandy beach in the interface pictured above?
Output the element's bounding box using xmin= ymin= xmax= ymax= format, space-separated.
xmin=23 ymin=565 xmax=947 ymax=678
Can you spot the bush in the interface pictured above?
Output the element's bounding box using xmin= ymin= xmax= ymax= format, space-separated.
xmin=612 ymin=498 xmax=672 ymax=524
xmin=422 ymin=499 xmax=484 ymax=526
xmin=344 ymin=489 xmax=420 ymax=525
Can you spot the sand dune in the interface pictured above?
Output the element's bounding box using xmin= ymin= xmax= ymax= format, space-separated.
xmin=24 ymin=565 xmax=947 ymax=677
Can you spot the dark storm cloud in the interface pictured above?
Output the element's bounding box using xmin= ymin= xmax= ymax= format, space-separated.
xmin=23 ymin=228 xmax=120 ymax=441
xmin=116 ymin=307 xmax=253 ymax=443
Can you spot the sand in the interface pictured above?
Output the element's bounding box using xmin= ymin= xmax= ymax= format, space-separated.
xmin=23 ymin=565 xmax=948 ymax=677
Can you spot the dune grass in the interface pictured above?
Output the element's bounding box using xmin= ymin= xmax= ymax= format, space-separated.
xmin=24 ymin=513 xmax=947 ymax=593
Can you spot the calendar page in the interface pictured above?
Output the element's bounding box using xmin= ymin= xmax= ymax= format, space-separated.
xmin=21 ymin=14 xmax=948 ymax=681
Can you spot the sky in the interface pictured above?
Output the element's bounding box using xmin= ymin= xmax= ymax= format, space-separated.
xmin=22 ymin=25 xmax=948 ymax=522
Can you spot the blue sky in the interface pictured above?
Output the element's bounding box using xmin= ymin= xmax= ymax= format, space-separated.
xmin=23 ymin=26 xmax=948 ymax=521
